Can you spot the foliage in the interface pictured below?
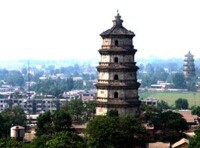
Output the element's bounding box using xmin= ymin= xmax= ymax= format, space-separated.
xmin=83 ymin=100 xmax=95 ymax=121
xmin=46 ymin=131 xmax=86 ymax=148
xmin=192 ymin=106 xmax=200 ymax=116
xmin=29 ymin=134 xmax=51 ymax=148
xmin=36 ymin=109 xmax=72 ymax=136
xmin=0 ymin=106 xmax=26 ymax=137
xmin=31 ymin=77 xmax=74 ymax=97
xmin=63 ymin=100 xmax=95 ymax=123
xmin=172 ymin=73 xmax=187 ymax=89
xmin=66 ymin=99 xmax=84 ymax=121
xmin=0 ymin=137 xmax=27 ymax=148
xmin=175 ymin=98 xmax=189 ymax=109
xmin=152 ymin=111 xmax=188 ymax=143
xmin=189 ymin=127 xmax=200 ymax=148
xmin=85 ymin=115 xmax=147 ymax=148
xmin=186 ymin=76 xmax=197 ymax=92
xmin=140 ymin=105 xmax=188 ymax=143
xmin=157 ymin=100 xmax=171 ymax=110
xmin=107 ymin=109 xmax=119 ymax=117
xmin=153 ymin=111 xmax=188 ymax=132
xmin=5 ymin=70 xmax=25 ymax=87
xmin=141 ymin=75 xmax=156 ymax=87
xmin=140 ymin=103 xmax=161 ymax=124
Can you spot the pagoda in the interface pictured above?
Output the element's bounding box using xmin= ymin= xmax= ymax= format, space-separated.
xmin=95 ymin=12 xmax=141 ymax=116
xmin=183 ymin=51 xmax=195 ymax=79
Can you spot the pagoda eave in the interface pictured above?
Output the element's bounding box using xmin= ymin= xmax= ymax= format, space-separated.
xmin=95 ymin=83 xmax=140 ymax=89
xmin=99 ymin=49 xmax=136 ymax=55
xmin=95 ymin=101 xmax=141 ymax=108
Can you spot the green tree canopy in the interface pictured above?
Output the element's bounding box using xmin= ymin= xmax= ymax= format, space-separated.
xmin=152 ymin=111 xmax=188 ymax=143
xmin=175 ymin=98 xmax=189 ymax=109
xmin=157 ymin=100 xmax=171 ymax=110
xmin=36 ymin=109 xmax=72 ymax=136
xmin=85 ymin=115 xmax=147 ymax=148
xmin=63 ymin=100 xmax=95 ymax=123
xmin=192 ymin=106 xmax=200 ymax=117
xmin=189 ymin=127 xmax=200 ymax=148
xmin=46 ymin=131 xmax=86 ymax=148
xmin=0 ymin=106 xmax=26 ymax=137
xmin=31 ymin=78 xmax=74 ymax=97
xmin=5 ymin=70 xmax=25 ymax=87
xmin=172 ymin=73 xmax=187 ymax=89
xmin=0 ymin=137 xmax=27 ymax=148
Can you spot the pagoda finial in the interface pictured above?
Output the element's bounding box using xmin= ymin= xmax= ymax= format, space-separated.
xmin=113 ymin=10 xmax=123 ymax=26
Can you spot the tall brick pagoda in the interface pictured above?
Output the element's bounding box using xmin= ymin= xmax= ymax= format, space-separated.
xmin=95 ymin=12 xmax=141 ymax=116
xmin=183 ymin=51 xmax=195 ymax=79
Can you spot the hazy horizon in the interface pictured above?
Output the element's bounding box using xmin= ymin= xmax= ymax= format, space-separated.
xmin=1 ymin=0 xmax=200 ymax=61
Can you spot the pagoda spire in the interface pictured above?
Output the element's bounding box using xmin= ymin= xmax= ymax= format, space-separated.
xmin=113 ymin=10 xmax=123 ymax=26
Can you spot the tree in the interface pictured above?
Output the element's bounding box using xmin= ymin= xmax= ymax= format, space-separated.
xmin=85 ymin=115 xmax=147 ymax=148
xmin=36 ymin=110 xmax=72 ymax=136
xmin=46 ymin=131 xmax=86 ymax=148
xmin=31 ymin=78 xmax=74 ymax=97
xmin=153 ymin=68 xmax=169 ymax=82
xmin=158 ymin=100 xmax=170 ymax=110
xmin=29 ymin=134 xmax=51 ymax=148
xmin=172 ymin=73 xmax=187 ymax=89
xmin=1 ymin=106 xmax=26 ymax=137
xmin=189 ymin=127 xmax=200 ymax=148
xmin=141 ymin=75 xmax=156 ymax=87
xmin=5 ymin=70 xmax=25 ymax=87
xmin=175 ymin=98 xmax=189 ymax=109
xmin=186 ymin=76 xmax=197 ymax=92
xmin=36 ymin=111 xmax=52 ymax=136
xmin=140 ymin=104 xmax=161 ymax=124
xmin=152 ymin=111 xmax=188 ymax=143
xmin=0 ymin=137 xmax=27 ymax=148
xmin=66 ymin=99 xmax=84 ymax=122
xmin=192 ymin=106 xmax=200 ymax=117
xmin=66 ymin=77 xmax=74 ymax=91
xmin=83 ymin=101 xmax=95 ymax=121
xmin=51 ymin=110 xmax=72 ymax=132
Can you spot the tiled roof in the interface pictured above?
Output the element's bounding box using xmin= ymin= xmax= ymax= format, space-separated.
xmin=172 ymin=138 xmax=189 ymax=148
xmin=100 ymin=12 xmax=135 ymax=37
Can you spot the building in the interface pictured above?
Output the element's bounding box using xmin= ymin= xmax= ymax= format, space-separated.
xmin=172 ymin=138 xmax=189 ymax=148
xmin=178 ymin=110 xmax=199 ymax=126
xmin=95 ymin=12 xmax=141 ymax=116
xmin=147 ymin=142 xmax=170 ymax=148
xmin=142 ymin=98 xmax=158 ymax=106
xmin=183 ymin=51 xmax=195 ymax=79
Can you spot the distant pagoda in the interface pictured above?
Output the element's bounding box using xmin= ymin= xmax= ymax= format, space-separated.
xmin=183 ymin=51 xmax=195 ymax=79
xmin=95 ymin=12 xmax=141 ymax=116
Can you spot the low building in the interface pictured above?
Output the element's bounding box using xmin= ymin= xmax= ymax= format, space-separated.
xmin=142 ymin=98 xmax=158 ymax=106
xmin=178 ymin=110 xmax=199 ymax=125
xmin=172 ymin=138 xmax=189 ymax=148
xmin=147 ymin=142 xmax=170 ymax=148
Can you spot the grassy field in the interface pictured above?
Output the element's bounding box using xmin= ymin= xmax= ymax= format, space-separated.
xmin=139 ymin=91 xmax=200 ymax=108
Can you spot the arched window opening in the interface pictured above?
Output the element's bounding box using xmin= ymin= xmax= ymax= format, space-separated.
xmin=114 ymin=57 xmax=118 ymax=63
xmin=114 ymin=74 xmax=119 ymax=80
xmin=115 ymin=40 xmax=119 ymax=46
xmin=114 ymin=92 xmax=118 ymax=98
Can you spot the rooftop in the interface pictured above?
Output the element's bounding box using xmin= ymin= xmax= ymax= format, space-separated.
xmin=100 ymin=12 xmax=135 ymax=38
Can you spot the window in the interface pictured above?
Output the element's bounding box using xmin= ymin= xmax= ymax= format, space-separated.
xmin=114 ymin=92 xmax=118 ymax=98
xmin=114 ymin=57 xmax=118 ymax=63
xmin=115 ymin=40 xmax=119 ymax=46
xmin=114 ymin=74 xmax=119 ymax=80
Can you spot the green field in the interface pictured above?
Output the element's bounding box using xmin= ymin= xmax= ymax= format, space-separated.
xmin=139 ymin=91 xmax=200 ymax=108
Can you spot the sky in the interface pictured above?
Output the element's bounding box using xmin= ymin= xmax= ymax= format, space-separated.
xmin=0 ymin=0 xmax=200 ymax=61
